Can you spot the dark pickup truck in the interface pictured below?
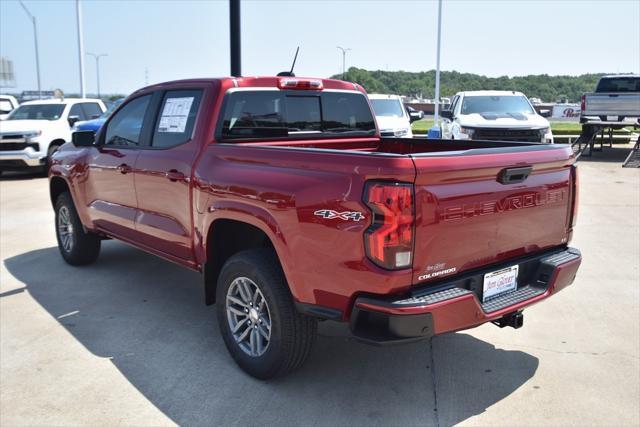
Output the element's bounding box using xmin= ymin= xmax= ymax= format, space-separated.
xmin=49 ymin=76 xmax=581 ymax=379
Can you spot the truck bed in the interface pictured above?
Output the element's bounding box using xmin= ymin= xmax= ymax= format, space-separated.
xmin=232 ymin=136 xmax=565 ymax=156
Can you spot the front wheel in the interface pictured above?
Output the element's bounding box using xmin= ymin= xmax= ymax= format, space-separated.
xmin=216 ymin=249 xmax=317 ymax=379
xmin=55 ymin=192 xmax=101 ymax=265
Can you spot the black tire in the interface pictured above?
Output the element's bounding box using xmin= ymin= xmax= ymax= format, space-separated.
xmin=54 ymin=192 xmax=101 ymax=265
xmin=216 ymin=248 xmax=317 ymax=379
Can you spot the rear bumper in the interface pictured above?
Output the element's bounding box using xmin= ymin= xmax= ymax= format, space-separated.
xmin=350 ymin=247 xmax=581 ymax=345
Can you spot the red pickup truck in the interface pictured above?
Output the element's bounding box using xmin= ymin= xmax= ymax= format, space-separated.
xmin=49 ymin=76 xmax=581 ymax=379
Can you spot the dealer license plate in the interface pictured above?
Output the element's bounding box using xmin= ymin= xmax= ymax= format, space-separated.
xmin=483 ymin=265 xmax=519 ymax=303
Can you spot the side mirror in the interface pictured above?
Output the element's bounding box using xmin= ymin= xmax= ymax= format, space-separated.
xmin=68 ymin=115 xmax=80 ymax=127
xmin=72 ymin=130 xmax=96 ymax=147
xmin=440 ymin=109 xmax=453 ymax=120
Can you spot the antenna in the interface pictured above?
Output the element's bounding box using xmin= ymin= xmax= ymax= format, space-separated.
xmin=277 ymin=46 xmax=299 ymax=77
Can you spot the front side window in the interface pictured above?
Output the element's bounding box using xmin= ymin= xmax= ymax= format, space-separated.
xmin=104 ymin=95 xmax=151 ymax=146
xmin=370 ymin=98 xmax=405 ymax=117
xmin=460 ymin=96 xmax=534 ymax=115
xmin=151 ymin=90 xmax=202 ymax=148
xmin=220 ymin=90 xmax=376 ymax=140
xmin=7 ymin=104 xmax=65 ymax=121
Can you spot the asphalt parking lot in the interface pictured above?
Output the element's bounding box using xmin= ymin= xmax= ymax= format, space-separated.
xmin=1 ymin=145 xmax=638 ymax=426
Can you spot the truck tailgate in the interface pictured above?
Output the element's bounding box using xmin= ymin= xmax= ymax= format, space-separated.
xmin=410 ymin=146 xmax=575 ymax=284
xmin=584 ymin=93 xmax=640 ymax=116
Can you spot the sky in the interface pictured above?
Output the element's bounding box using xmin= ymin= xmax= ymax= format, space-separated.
xmin=1 ymin=0 xmax=639 ymax=96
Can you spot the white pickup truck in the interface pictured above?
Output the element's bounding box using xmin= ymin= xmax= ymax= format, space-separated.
xmin=368 ymin=94 xmax=415 ymax=138
xmin=0 ymin=98 xmax=105 ymax=173
xmin=0 ymin=95 xmax=19 ymax=120
xmin=441 ymin=90 xmax=554 ymax=143
xmin=580 ymin=74 xmax=640 ymax=123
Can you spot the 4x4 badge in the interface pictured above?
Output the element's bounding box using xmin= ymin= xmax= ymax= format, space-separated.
xmin=314 ymin=209 xmax=365 ymax=222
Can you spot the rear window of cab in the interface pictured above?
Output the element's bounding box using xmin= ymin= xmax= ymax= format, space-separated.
xmin=219 ymin=90 xmax=376 ymax=140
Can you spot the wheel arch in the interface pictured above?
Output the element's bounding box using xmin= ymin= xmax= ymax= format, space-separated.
xmin=48 ymin=138 xmax=67 ymax=151
xmin=49 ymin=175 xmax=71 ymax=208
xmin=203 ymin=218 xmax=285 ymax=305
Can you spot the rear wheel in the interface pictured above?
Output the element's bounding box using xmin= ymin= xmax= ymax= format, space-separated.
xmin=55 ymin=192 xmax=101 ymax=265
xmin=216 ymin=249 xmax=317 ymax=379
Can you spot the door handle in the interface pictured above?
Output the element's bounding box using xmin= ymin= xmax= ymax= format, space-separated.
xmin=165 ymin=169 xmax=186 ymax=182
xmin=117 ymin=163 xmax=132 ymax=174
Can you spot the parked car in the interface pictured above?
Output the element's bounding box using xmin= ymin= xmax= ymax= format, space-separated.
xmin=0 ymin=95 xmax=19 ymax=120
xmin=0 ymin=98 xmax=105 ymax=172
xmin=441 ymin=91 xmax=554 ymax=143
xmin=368 ymin=93 xmax=414 ymax=137
xmin=406 ymin=105 xmax=424 ymax=121
xmin=50 ymin=76 xmax=581 ymax=379
xmin=73 ymin=98 xmax=125 ymax=132
xmin=580 ymin=74 xmax=640 ymax=123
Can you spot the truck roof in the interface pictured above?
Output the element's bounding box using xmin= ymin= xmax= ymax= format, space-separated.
xmin=457 ymin=90 xmax=526 ymax=97
xmin=134 ymin=76 xmax=364 ymax=95
xmin=368 ymin=94 xmax=402 ymax=100
xmin=20 ymin=98 xmax=103 ymax=105
xmin=600 ymin=74 xmax=639 ymax=79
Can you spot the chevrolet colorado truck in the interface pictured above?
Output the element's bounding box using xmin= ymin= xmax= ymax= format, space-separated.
xmin=49 ymin=76 xmax=581 ymax=379
xmin=580 ymin=74 xmax=640 ymax=123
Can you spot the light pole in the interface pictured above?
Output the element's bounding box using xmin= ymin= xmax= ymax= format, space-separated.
xmin=76 ymin=0 xmax=86 ymax=98
xmin=433 ymin=0 xmax=443 ymax=123
xmin=336 ymin=46 xmax=351 ymax=80
xmin=428 ymin=0 xmax=443 ymax=139
xmin=87 ymin=53 xmax=107 ymax=98
xmin=18 ymin=1 xmax=41 ymax=99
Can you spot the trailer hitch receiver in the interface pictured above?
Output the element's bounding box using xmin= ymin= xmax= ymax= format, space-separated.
xmin=492 ymin=311 xmax=524 ymax=329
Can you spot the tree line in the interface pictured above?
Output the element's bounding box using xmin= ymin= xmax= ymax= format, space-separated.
xmin=333 ymin=68 xmax=614 ymax=103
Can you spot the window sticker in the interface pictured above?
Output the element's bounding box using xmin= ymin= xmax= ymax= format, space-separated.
xmin=158 ymin=97 xmax=194 ymax=133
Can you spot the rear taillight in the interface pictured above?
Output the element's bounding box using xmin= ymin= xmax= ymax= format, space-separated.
xmin=364 ymin=182 xmax=414 ymax=270
xmin=580 ymin=95 xmax=586 ymax=112
xmin=570 ymin=164 xmax=579 ymax=227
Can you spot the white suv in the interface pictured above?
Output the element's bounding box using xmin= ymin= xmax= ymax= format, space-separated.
xmin=368 ymin=94 xmax=414 ymax=138
xmin=0 ymin=98 xmax=105 ymax=172
xmin=441 ymin=91 xmax=553 ymax=143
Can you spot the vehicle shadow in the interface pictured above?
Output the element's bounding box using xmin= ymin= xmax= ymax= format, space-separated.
xmin=0 ymin=170 xmax=46 ymax=180
xmin=3 ymin=243 xmax=539 ymax=426
xmin=579 ymin=143 xmax=638 ymax=164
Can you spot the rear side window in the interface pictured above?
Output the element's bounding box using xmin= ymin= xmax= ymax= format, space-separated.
xmin=69 ymin=104 xmax=87 ymax=121
xmin=220 ymin=90 xmax=376 ymax=140
xmin=104 ymin=95 xmax=151 ymax=146
xmin=81 ymin=102 xmax=103 ymax=119
xmin=596 ymin=77 xmax=640 ymax=92
xmin=151 ymin=90 xmax=203 ymax=148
